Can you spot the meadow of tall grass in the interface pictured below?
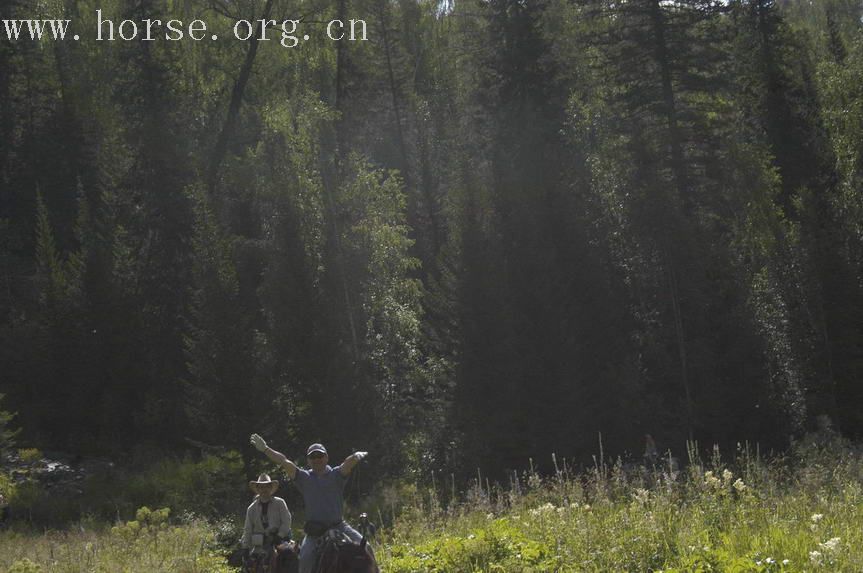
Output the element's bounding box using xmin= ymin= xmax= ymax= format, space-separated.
xmin=3 ymin=431 xmax=863 ymax=572
xmin=379 ymin=434 xmax=863 ymax=572
xmin=0 ymin=506 xmax=234 ymax=572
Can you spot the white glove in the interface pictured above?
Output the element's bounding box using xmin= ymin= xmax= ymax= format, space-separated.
xmin=355 ymin=451 xmax=368 ymax=461
xmin=251 ymin=434 xmax=268 ymax=452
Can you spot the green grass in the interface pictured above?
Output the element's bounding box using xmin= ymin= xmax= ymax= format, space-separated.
xmin=0 ymin=507 xmax=236 ymax=573
xmin=3 ymin=433 xmax=863 ymax=572
xmin=376 ymin=436 xmax=863 ymax=572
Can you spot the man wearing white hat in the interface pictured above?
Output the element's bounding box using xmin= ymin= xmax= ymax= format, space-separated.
xmin=250 ymin=434 xmax=369 ymax=573
xmin=242 ymin=473 xmax=294 ymax=564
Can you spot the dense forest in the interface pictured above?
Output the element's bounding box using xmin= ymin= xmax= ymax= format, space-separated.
xmin=1 ymin=0 xmax=862 ymax=483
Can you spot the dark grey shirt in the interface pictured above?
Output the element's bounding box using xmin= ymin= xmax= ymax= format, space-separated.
xmin=293 ymin=464 xmax=347 ymax=524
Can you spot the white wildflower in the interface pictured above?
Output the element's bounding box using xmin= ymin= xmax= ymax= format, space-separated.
xmin=528 ymin=502 xmax=556 ymax=517
xmin=703 ymin=470 xmax=721 ymax=489
xmin=722 ymin=469 xmax=733 ymax=482
xmin=732 ymin=478 xmax=747 ymax=493
xmin=782 ymin=559 xmax=790 ymax=565
xmin=809 ymin=513 xmax=824 ymax=531
xmin=633 ymin=488 xmax=650 ymax=505
xmin=819 ymin=537 xmax=841 ymax=553
xmin=809 ymin=550 xmax=823 ymax=565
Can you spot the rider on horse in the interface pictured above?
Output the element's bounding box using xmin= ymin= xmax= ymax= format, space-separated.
xmin=250 ymin=434 xmax=370 ymax=573
xmin=242 ymin=473 xmax=294 ymax=565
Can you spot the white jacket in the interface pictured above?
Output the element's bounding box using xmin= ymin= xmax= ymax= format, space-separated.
xmin=242 ymin=496 xmax=292 ymax=548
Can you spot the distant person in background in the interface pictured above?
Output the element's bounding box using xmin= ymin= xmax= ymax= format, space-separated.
xmin=357 ymin=513 xmax=376 ymax=541
xmin=643 ymin=434 xmax=659 ymax=467
xmin=242 ymin=473 xmax=295 ymax=570
xmin=250 ymin=434 xmax=371 ymax=573
xmin=0 ymin=493 xmax=8 ymax=526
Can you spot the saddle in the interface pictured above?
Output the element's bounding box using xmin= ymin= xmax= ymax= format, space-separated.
xmin=312 ymin=526 xmax=377 ymax=573
xmin=304 ymin=520 xmax=344 ymax=537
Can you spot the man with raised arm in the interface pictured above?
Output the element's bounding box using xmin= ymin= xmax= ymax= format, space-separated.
xmin=250 ymin=433 xmax=369 ymax=573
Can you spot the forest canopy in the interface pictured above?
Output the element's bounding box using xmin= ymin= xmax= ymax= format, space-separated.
xmin=1 ymin=0 xmax=862 ymax=482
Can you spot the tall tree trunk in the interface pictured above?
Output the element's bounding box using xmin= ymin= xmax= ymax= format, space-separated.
xmin=206 ymin=0 xmax=275 ymax=196
xmin=375 ymin=0 xmax=410 ymax=176
xmin=648 ymin=0 xmax=690 ymax=213
xmin=375 ymin=0 xmax=442 ymax=269
xmin=667 ymin=254 xmax=694 ymax=441
xmin=322 ymin=3 xmax=359 ymax=358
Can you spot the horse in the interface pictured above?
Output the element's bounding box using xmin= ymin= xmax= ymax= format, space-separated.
xmin=314 ymin=529 xmax=379 ymax=573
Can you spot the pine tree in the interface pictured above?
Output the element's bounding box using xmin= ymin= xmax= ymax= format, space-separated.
xmin=184 ymin=186 xmax=266 ymax=473
xmin=0 ymin=394 xmax=20 ymax=461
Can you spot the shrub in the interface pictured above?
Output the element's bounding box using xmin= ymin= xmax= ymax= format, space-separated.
xmin=7 ymin=480 xmax=80 ymax=525
xmin=0 ymin=394 xmax=20 ymax=461
xmin=6 ymin=558 xmax=42 ymax=573
xmin=119 ymin=452 xmax=246 ymax=519
xmin=65 ymin=450 xmax=247 ymax=525
xmin=0 ymin=471 xmax=15 ymax=498
xmin=17 ymin=448 xmax=42 ymax=464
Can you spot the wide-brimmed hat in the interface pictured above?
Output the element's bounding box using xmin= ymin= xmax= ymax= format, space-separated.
xmin=306 ymin=443 xmax=327 ymax=456
xmin=249 ymin=473 xmax=279 ymax=492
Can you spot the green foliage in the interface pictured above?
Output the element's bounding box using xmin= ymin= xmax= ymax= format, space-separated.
xmin=3 ymin=0 xmax=863 ymax=488
xmin=114 ymin=453 xmax=246 ymax=520
xmin=5 ymin=479 xmax=80 ymax=526
xmin=34 ymin=192 xmax=66 ymax=310
xmin=0 ymin=509 xmax=239 ymax=572
xmin=6 ymin=442 xmax=863 ymax=571
xmin=0 ymin=472 xmax=14 ymax=499
xmin=0 ymin=395 xmax=19 ymax=461
xmin=386 ymin=518 xmax=553 ymax=572
xmin=16 ymin=449 xmax=41 ymax=464
xmin=377 ymin=440 xmax=863 ymax=572
xmin=183 ymin=185 xmax=265 ymax=455
xmin=338 ymin=155 xmax=427 ymax=455
xmin=5 ymin=559 xmax=43 ymax=573
xmin=0 ymin=452 xmax=245 ymax=528
xmin=110 ymin=506 xmax=172 ymax=542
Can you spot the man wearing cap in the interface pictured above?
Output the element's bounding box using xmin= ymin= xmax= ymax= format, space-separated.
xmin=250 ymin=434 xmax=369 ymax=573
xmin=242 ymin=473 xmax=294 ymax=567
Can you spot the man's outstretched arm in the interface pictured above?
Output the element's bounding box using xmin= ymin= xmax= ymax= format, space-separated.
xmin=339 ymin=451 xmax=368 ymax=476
xmin=250 ymin=434 xmax=298 ymax=480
